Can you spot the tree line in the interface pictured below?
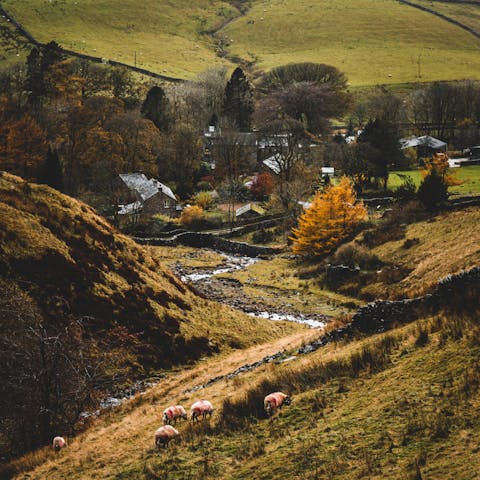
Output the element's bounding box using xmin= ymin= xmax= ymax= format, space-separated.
xmin=0 ymin=42 xmax=479 ymax=217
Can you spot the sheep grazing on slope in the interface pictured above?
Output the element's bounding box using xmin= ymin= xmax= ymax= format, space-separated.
xmin=163 ymin=405 xmax=188 ymax=425
xmin=154 ymin=425 xmax=180 ymax=448
xmin=52 ymin=436 xmax=66 ymax=452
xmin=190 ymin=400 xmax=214 ymax=422
xmin=264 ymin=392 xmax=292 ymax=416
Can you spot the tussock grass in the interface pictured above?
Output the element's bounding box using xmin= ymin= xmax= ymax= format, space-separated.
xmin=9 ymin=302 xmax=480 ymax=478
xmin=219 ymin=333 xmax=399 ymax=429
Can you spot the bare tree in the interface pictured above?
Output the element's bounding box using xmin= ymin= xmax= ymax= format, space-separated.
xmin=0 ymin=282 xmax=113 ymax=459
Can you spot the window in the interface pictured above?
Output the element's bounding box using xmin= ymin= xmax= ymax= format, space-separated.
xmin=164 ymin=199 xmax=170 ymax=208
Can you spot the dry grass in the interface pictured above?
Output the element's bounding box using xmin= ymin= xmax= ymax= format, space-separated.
xmin=15 ymin=304 xmax=480 ymax=479
xmin=365 ymin=206 xmax=480 ymax=299
xmin=9 ymin=329 xmax=318 ymax=479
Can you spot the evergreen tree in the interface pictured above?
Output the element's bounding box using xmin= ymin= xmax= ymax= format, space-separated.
xmin=358 ymin=118 xmax=402 ymax=189
xmin=222 ymin=67 xmax=254 ymax=131
xmin=25 ymin=41 xmax=64 ymax=107
xmin=290 ymin=177 xmax=367 ymax=257
xmin=141 ymin=86 xmax=172 ymax=132
xmin=39 ymin=147 xmax=64 ymax=191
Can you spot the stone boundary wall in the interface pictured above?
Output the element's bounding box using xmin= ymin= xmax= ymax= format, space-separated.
xmin=346 ymin=265 xmax=479 ymax=335
xmin=223 ymin=216 xmax=288 ymax=238
xmin=397 ymin=0 xmax=480 ymax=38
xmin=134 ymin=232 xmax=282 ymax=256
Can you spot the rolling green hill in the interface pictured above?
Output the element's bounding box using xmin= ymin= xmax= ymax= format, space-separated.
xmin=2 ymin=0 xmax=480 ymax=85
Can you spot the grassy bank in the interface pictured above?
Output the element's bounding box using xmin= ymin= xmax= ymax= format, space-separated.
xmin=13 ymin=302 xmax=480 ymax=479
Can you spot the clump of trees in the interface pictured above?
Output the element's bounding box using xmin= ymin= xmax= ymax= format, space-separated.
xmin=291 ymin=177 xmax=367 ymax=257
xmin=256 ymin=62 xmax=353 ymax=136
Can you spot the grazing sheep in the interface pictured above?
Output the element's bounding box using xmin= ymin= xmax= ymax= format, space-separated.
xmin=154 ymin=425 xmax=179 ymax=448
xmin=264 ymin=392 xmax=292 ymax=416
xmin=163 ymin=405 xmax=188 ymax=425
xmin=190 ymin=400 xmax=214 ymax=422
xmin=52 ymin=436 xmax=66 ymax=452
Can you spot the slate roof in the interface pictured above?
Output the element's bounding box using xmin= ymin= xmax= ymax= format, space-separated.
xmin=399 ymin=135 xmax=447 ymax=150
xmin=119 ymin=173 xmax=176 ymax=202
xmin=262 ymin=154 xmax=285 ymax=175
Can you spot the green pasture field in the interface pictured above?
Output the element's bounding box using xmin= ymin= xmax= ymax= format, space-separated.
xmin=2 ymin=0 xmax=480 ymax=85
xmin=389 ymin=165 xmax=480 ymax=195
xmin=1 ymin=0 xmax=235 ymax=79
xmin=411 ymin=0 xmax=480 ymax=34
xmin=224 ymin=0 xmax=480 ymax=86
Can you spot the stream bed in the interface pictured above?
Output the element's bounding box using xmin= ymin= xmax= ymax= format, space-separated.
xmin=176 ymin=252 xmax=328 ymax=329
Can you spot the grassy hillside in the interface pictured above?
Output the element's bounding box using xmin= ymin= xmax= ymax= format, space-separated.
xmin=221 ymin=205 xmax=480 ymax=305
xmin=2 ymin=0 xmax=480 ymax=85
xmin=1 ymin=0 xmax=236 ymax=79
xmin=358 ymin=205 xmax=480 ymax=299
xmin=0 ymin=172 xmax=300 ymax=368
xmin=225 ymin=0 xmax=480 ymax=85
xmin=0 ymin=172 xmax=304 ymax=463
xmin=12 ymin=283 xmax=480 ymax=479
xmin=411 ymin=0 xmax=480 ymax=34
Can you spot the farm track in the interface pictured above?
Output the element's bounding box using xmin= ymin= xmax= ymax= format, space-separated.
xmin=398 ymin=0 xmax=480 ymax=38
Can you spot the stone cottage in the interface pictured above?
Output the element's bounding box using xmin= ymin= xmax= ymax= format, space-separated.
xmin=117 ymin=173 xmax=179 ymax=223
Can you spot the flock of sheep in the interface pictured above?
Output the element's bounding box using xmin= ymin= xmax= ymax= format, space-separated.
xmin=52 ymin=391 xmax=292 ymax=451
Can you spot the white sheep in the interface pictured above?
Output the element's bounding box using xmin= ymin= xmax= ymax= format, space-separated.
xmin=264 ymin=392 xmax=292 ymax=416
xmin=162 ymin=405 xmax=188 ymax=425
xmin=52 ymin=436 xmax=67 ymax=452
xmin=154 ymin=425 xmax=179 ymax=448
xmin=190 ymin=400 xmax=214 ymax=422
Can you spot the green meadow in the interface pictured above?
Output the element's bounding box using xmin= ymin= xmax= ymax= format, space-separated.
xmin=389 ymin=166 xmax=480 ymax=196
xmin=2 ymin=0 xmax=480 ymax=85
xmin=1 ymin=0 xmax=236 ymax=79
xmin=224 ymin=0 xmax=480 ymax=85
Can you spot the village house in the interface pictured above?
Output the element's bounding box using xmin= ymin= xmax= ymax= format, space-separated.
xmin=400 ymin=135 xmax=447 ymax=158
xmin=116 ymin=173 xmax=179 ymax=223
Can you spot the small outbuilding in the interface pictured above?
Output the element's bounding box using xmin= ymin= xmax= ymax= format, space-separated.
xmin=235 ymin=203 xmax=265 ymax=219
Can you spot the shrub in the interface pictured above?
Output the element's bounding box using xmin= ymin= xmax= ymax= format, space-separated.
xmin=252 ymin=229 xmax=274 ymax=244
xmin=418 ymin=170 xmax=448 ymax=210
xmin=191 ymin=191 xmax=216 ymax=210
xmin=394 ymin=175 xmax=417 ymax=202
xmin=333 ymin=242 xmax=381 ymax=270
xmin=196 ymin=180 xmax=213 ymax=191
xmin=180 ymin=205 xmax=206 ymax=230
xmin=151 ymin=214 xmax=179 ymax=233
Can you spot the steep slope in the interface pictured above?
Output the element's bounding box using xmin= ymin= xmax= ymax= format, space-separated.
xmin=0 ymin=174 xmax=292 ymax=366
xmin=12 ymin=272 xmax=479 ymax=479
xmin=0 ymin=172 xmax=303 ymax=461
xmin=2 ymin=0 xmax=480 ymax=84
xmin=0 ymin=172 xmax=299 ymax=366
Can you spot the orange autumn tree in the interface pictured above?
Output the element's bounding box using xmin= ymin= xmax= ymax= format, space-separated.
xmin=291 ymin=176 xmax=367 ymax=257
xmin=422 ymin=152 xmax=462 ymax=187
